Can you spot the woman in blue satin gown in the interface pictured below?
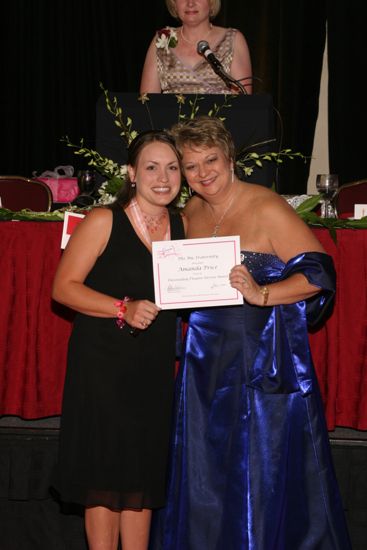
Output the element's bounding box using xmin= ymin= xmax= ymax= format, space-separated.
xmin=150 ymin=116 xmax=351 ymax=549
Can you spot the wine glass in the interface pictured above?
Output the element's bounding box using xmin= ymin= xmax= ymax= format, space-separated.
xmin=316 ymin=174 xmax=339 ymax=218
xmin=77 ymin=170 xmax=96 ymax=195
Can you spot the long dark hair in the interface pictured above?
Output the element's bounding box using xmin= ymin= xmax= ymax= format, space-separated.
xmin=110 ymin=130 xmax=181 ymax=210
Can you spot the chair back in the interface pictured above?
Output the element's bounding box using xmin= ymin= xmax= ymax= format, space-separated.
xmin=334 ymin=179 xmax=367 ymax=216
xmin=0 ymin=176 xmax=52 ymax=212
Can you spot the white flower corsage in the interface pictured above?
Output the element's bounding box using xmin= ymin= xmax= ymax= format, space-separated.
xmin=156 ymin=27 xmax=178 ymax=53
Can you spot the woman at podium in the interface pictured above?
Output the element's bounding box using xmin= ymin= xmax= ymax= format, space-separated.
xmin=140 ymin=0 xmax=252 ymax=94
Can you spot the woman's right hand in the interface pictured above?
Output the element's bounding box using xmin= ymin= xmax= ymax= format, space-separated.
xmin=124 ymin=299 xmax=161 ymax=330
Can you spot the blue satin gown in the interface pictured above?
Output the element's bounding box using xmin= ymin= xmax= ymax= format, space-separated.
xmin=150 ymin=252 xmax=351 ymax=550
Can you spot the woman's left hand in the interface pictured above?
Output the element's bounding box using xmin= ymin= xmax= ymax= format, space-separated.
xmin=229 ymin=265 xmax=262 ymax=306
xmin=124 ymin=299 xmax=160 ymax=330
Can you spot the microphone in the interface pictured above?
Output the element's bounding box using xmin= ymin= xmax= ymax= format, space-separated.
xmin=197 ymin=40 xmax=248 ymax=94
xmin=197 ymin=40 xmax=225 ymax=75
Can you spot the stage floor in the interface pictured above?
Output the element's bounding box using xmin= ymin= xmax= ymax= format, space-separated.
xmin=0 ymin=421 xmax=366 ymax=549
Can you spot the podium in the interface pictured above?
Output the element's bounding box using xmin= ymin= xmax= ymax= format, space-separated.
xmin=96 ymin=93 xmax=276 ymax=188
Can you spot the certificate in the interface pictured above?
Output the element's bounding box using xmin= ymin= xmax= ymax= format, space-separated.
xmin=152 ymin=236 xmax=243 ymax=309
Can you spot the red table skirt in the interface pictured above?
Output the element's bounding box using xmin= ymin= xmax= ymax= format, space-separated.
xmin=309 ymin=228 xmax=367 ymax=430
xmin=0 ymin=221 xmax=366 ymax=429
xmin=0 ymin=222 xmax=73 ymax=419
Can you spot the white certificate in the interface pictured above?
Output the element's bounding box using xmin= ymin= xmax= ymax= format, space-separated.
xmin=152 ymin=236 xmax=243 ymax=309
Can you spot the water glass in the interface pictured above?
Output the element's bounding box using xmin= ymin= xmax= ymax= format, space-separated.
xmin=316 ymin=174 xmax=339 ymax=218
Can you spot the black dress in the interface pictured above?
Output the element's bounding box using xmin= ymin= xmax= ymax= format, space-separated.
xmin=52 ymin=207 xmax=185 ymax=511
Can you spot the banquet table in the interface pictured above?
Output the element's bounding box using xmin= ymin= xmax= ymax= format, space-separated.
xmin=309 ymin=228 xmax=367 ymax=430
xmin=0 ymin=221 xmax=366 ymax=430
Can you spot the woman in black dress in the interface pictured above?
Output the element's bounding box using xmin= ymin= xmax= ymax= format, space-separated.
xmin=52 ymin=130 xmax=184 ymax=550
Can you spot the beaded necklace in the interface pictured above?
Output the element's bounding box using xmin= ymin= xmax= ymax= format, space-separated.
xmin=128 ymin=198 xmax=170 ymax=248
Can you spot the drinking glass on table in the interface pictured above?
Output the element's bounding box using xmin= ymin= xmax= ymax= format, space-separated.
xmin=316 ymin=174 xmax=339 ymax=218
xmin=77 ymin=170 xmax=96 ymax=194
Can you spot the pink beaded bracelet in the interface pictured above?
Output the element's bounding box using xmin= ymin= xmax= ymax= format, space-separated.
xmin=114 ymin=297 xmax=131 ymax=329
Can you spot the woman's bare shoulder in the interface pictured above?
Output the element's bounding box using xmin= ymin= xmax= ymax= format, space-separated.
xmin=238 ymin=183 xmax=300 ymax=222
xmin=240 ymin=181 xmax=279 ymax=204
xmin=252 ymin=188 xmax=324 ymax=255
xmin=82 ymin=206 xmax=113 ymax=225
xmin=69 ymin=207 xmax=113 ymax=243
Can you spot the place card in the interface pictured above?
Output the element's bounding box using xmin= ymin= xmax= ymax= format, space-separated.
xmin=354 ymin=204 xmax=367 ymax=219
xmin=61 ymin=211 xmax=86 ymax=249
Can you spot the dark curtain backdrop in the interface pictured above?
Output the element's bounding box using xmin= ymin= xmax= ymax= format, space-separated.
xmin=1 ymin=1 xmax=367 ymax=193
xmin=328 ymin=1 xmax=367 ymax=184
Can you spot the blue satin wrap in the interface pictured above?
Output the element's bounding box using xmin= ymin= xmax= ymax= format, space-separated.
xmin=150 ymin=252 xmax=351 ymax=550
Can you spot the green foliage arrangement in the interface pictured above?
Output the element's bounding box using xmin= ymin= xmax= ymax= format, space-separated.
xmin=63 ymin=83 xmax=309 ymax=205
xmin=4 ymin=84 xmax=365 ymax=233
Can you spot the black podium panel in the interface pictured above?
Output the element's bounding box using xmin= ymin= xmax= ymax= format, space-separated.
xmin=96 ymin=93 xmax=276 ymax=187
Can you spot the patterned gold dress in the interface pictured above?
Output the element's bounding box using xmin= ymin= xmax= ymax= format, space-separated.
xmin=157 ymin=28 xmax=237 ymax=94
